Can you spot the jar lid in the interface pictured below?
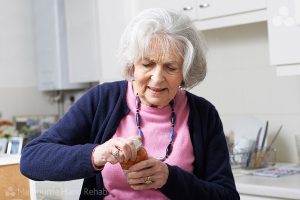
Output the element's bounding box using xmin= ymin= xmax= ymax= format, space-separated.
xmin=132 ymin=138 xmax=142 ymax=150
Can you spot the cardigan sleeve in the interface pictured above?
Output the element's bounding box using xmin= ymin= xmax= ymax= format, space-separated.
xmin=20 ymin=86 xmax=101 ymax=181
xmin=160 ymin=104 xmax=240 ymax=200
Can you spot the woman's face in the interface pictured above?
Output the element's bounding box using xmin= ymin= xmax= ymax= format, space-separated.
xmin=132 ymin=41 xmax=184 ymax=108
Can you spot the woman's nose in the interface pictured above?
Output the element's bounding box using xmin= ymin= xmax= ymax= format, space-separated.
xmin=151 ymin=66 xmax=165 ymax=83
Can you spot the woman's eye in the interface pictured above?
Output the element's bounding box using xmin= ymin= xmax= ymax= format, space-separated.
xmin=167 ymin=66 xmax=176 ymax=71
xmin=142 ymin=63 xmax=153 ymax=67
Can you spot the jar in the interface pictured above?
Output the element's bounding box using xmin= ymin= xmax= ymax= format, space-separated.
xmin=120 ymin=137 xmax=148 ymax=171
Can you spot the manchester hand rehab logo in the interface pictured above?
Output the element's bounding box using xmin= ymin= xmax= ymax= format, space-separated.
xmin=4 ymin=186 xmax=26 ymax=200
xmin=5 ymin=187 xmax=16 ymax=197
xmin=272 ymin=6 xmax=295 ymax=27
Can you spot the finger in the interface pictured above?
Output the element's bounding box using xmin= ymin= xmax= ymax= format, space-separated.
xmin=127 ymin=173 xmax=158 ymax=185
xmin=130 ymin=174 xmax=167 ymax=190
xmin=110 ymin=138 xmax=130 ymax=162
xmin=124 ymin=137 xmax=139 ymax=162
xmin=109 ymin=138 xmax=129 ymax=163
xmin=126 ymin=166 xmax=155 ymax=179
xmin=128 ymin=137 xmax=140 ymax=161
xmin=126 ymin=159 xmax=159 ymax=180
xmin=130 ymin=181 xmax=157 ymax=190
xmin=117 ymin=138 xmax=137 ymax=162
xmin=109 ymin=147 xmax=123 ymax=163
xmin=130 ymin=184 xmax=151 ymax=190
xmin=127 ymin=176 xmax=146 ymax=185
xmin=127 ymin=158 xmax=154 ymax=172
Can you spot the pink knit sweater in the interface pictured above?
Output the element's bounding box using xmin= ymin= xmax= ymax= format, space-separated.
xmin=102 ymin=82 xmax=194 ymax=199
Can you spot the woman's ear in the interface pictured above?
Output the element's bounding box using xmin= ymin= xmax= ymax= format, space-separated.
xmin=129 ymin=64 xmax=135 ymax=78
xmin=180 ymin=80 xmax=185 ymax=88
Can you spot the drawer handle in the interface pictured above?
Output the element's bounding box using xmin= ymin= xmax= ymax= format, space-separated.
xmin=183 ymin=6 xmax=193 ymax=11
xmin=199 ymin=3 xmax=210 ymax=8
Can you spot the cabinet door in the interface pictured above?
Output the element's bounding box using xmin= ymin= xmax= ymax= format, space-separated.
xmin=196 ymin=0 xmax=266 ymax=20
xmin=32 ymin=0 xmax=88 ymax=90
xmin=65 ymin=0 xmax=100 ymax=83
xmin=132 ymin=0 xmax=197 ymax=20
xmin=96 ymin=0 xmax=130 ymax=82
xmin=267 ymin=0 xmax=300 ymax=66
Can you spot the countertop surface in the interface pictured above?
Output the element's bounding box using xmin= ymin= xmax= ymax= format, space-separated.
xmin=0 ymin=154 xmax=20 ymax=165
xmin=234 ymin=164 xmax=300 ymax=199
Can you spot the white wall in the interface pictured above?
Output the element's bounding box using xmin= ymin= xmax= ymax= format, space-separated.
xmin=0 ymin=0 xmax=57 ymax=120
xmin=191 ymin=22 xmax=300 ymax=163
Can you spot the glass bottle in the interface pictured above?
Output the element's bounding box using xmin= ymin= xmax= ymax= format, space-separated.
xmin=120 ymin=137 xmax=148 ymax=171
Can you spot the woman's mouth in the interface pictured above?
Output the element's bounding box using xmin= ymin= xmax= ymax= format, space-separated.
xmin=148 ymin=86 xmax=166 ymax=94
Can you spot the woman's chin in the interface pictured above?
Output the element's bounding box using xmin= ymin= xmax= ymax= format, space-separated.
xmin=142 ymin=90 xmax=170 ymax=107
xmin=144 ymin=96 xmax=168 ymax=108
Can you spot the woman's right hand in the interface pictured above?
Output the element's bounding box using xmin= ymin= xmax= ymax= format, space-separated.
xmin=92 ymin=137 xmax=139 ymax=169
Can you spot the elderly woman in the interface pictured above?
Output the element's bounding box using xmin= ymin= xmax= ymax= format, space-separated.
xmin=21 ymin=8 xmax=239 ymax=200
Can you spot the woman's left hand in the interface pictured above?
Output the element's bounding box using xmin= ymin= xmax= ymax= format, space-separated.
xmin=126 ymin=157 xmax=169 ymax=190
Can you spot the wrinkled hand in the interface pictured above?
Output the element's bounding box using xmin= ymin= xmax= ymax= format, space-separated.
xmin=92 ymin=137 xmax=139 ymax=168
xmin=126 ymin=157 xmax=169 ymax=190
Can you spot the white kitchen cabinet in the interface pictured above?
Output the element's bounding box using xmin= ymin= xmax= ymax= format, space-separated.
xmin=64 ymin=0 xmax=100 ymax=83
xmin=48 ymin=0 xmax=126 ymax=84
xmin=130 ymin=0 xmax=197 ymax=21
xmin=95 ymin=0 xmax=131 ymax=82
xmin=132 ymin=0 xmax=267 ymax=22
xmin=267 ymin=0 xmax=300 ymax=76
xmin=130 ymin=0 xmax=267 ymax=30
xmin=194 ymin=0 xmax=267 ymax=30
xmin=32 ymin=0 xmax=89 ymax=90
xmin=196 ymin=0 xmax=266 ymax=20
xmin=63 ymin=0 xmax=139 ymax=83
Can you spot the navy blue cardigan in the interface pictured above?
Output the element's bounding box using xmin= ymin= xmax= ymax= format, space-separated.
xmin=20 ymin=80 xmax=239 ymax=200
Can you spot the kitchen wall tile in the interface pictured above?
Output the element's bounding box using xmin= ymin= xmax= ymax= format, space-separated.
xmin=0 ymin=87 xmax=57 ymax=120
xmin=243 ymin=67 xmax=300 ymax=114
xmin=193 ymin=69 xmax=249 ymax=115
xmin=203 ymin=22 xmax=270 ymax=71
xmin=192 ymin=69 xmax=247 ymax=115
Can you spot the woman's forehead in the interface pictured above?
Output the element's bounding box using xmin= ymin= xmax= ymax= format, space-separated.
xmin=141 ymin=49 xmax=182 ymax=64
xmin=140 ymin=39 xmax=183 ymax=63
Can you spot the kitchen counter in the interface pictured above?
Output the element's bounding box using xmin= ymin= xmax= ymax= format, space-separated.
xmin=0 ymin=154 xmax=20 ymax=165
xmin=0 ymin=154 xmax=33 ymax=200
xmin=0 ymin=154 xmax=82 ymax=199
xmin=234 ymin=164 xmax=300 ymax=200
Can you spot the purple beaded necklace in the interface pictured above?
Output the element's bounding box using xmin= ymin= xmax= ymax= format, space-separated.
xmin=135 ymin=94 xmax=175 ymax=161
